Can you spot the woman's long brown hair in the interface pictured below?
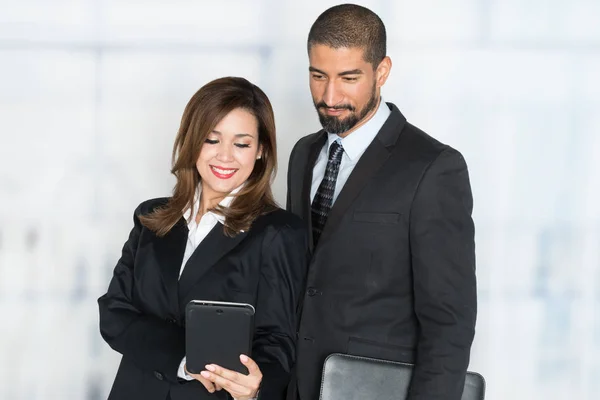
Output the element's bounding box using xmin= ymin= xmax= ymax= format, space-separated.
xmin=139 ymin=77 xmax=278 ymax=237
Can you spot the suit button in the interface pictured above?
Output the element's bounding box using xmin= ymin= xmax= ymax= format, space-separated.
xmin=307 ymin=287 xmax=318 ymax=296
xmin=154 ymin=371 xmax=164 ymax=381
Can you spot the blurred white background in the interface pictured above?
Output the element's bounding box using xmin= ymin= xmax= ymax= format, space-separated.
xmin=1 ymin=1 xmax=599 ymax=399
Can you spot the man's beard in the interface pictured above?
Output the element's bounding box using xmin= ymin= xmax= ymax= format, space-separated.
xmin=313 ymin=83 xmax=378 ymax=134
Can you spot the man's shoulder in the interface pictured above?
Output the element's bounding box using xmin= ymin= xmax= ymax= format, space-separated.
xmin=397 ymin=120 xmax=465 ymax=165
xmin=294 ymin=130 xmax=325 ymax=151
xmin=403 ymin=122 xmax=447 ymax=153
xmin=288 ymin=130 xmax=326 ymax=171
xmin=382 ymin=102 xmax=451 ymax=158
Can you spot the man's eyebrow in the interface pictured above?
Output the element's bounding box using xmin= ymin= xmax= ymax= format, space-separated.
xmin=309 ymin=67 xmax=363 ymax=76
xmin=309 ymin=66 xmax=326 ymax=75
xmin=339 ymin=69 xmax=363 ymax=76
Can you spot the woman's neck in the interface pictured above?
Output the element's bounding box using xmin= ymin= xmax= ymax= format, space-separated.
xmin=196 ymin=192 xmax=225 ymax=222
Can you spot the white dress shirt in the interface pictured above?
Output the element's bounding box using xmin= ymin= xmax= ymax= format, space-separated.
xmin=310 ymin=98 xmax=391 ymax=203
xmin=177 ymin=184 xmax=240 ymax=380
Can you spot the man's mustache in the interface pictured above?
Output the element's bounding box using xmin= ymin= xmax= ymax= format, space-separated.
xmin=315 ymin=102 xmax=355 ymax=112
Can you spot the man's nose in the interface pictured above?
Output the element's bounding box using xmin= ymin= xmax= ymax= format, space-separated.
xmin=322 ymin=81 xmax=343 ymax=107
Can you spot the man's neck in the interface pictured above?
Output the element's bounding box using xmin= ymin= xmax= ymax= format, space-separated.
xmin=337 ymin=96 xmax=382 ymax=138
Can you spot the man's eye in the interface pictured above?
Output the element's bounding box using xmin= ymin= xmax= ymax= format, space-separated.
xmin=204 ymin=139 xmax=218 ymax=144
xmin=343 ymin=77 xmax=358 ymax=82
xmin=312 ymin=74 xmax=325 ymax=80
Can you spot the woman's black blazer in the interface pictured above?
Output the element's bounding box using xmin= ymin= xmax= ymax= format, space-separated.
xmin=98 ymin=198 xmax=309 ymax=400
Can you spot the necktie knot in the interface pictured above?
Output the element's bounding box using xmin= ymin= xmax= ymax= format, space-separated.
xmin=328 ymin=140 xmax=344 ymax=161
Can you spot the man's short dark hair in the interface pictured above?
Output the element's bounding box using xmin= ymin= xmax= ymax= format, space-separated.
xmin=307 ymin=4 xmax=387 ymax=67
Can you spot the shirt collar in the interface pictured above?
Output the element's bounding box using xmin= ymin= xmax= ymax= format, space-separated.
xmin=326 ymin=98 xmax=391 ymax=161
xmin=182 ymin=184 xmax=242 ymax=227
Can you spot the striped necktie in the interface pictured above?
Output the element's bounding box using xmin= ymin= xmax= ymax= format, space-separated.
xmin=311 ymin=140 xmax=344 ymax=246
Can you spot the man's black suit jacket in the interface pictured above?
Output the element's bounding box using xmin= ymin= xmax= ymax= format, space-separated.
xmin=99 ymin=199 xmax=308 ymax=400
xmin=286 ymin=103 xmax=477 ymax=400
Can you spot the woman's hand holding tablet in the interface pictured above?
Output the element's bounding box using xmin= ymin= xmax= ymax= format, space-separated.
xmin=185 ymin=354 xmax=262 ymax=399
xmin=185 ymin=300 xmax=261 ymax=399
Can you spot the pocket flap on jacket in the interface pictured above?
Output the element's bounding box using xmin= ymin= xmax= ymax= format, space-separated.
xmin=353 ymin=211 xmax=400 ymax=224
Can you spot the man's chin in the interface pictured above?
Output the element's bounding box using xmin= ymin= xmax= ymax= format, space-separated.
xmin=319 ymin=111 xmax=349 ymax=123
xmin=319 ymin=117 xmax=357 ymax=134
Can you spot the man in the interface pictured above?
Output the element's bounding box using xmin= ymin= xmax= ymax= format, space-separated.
xmin=286 ymin=4 xmax=477 ymax=400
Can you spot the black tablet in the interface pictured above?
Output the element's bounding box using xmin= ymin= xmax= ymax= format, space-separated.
xmin=185 ymin=300 xmax=255 ymax=374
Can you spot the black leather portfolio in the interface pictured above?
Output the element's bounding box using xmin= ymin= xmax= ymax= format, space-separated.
xmin=320 ymin=353 xmax=485 ymax=400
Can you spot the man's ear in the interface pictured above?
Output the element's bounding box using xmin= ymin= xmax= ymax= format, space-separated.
xmin=375 ymin=56 xmax=392 ymax=88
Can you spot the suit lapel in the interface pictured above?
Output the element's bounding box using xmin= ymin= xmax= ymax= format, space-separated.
xmin=317 ymin=104 xmax=407 ymax=247
xmin=152 ymin=217 xmax=188 ymax=312
xmin=301 ymin=131 xmax=327 ymax=251
xmin=178 ymin=224 xmax=248 ymax=300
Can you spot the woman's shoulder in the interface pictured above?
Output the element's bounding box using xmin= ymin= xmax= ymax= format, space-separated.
xmin=134 ymin=197 xmax=170 ymax=216
xmin=251 ymin=208 xmax=308 ymax=253
xmin=251 ymin=208 xmax=306 ymax=236
xmin=257 ymin=208 xmax=304 ymax=227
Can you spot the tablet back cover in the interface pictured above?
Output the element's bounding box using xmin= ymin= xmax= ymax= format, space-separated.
xmin=185 ymin=302 xmax=254 ymax=374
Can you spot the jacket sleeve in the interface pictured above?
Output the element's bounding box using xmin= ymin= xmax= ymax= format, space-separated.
xmin=98 ymin=204 xmax=185 ymax=383
xmin=252 ymin=222 xmax=309 ymax=400
xmin=408 ymin=148 xmax=477 ymax=400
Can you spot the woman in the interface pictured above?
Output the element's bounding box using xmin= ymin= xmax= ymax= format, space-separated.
xmin=98 ymin=77 xmax=308 ymax=400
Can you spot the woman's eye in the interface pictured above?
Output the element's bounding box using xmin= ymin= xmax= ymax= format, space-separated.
xmin=235 ymin=143 xmax=251 ymax=148
xmin=205 ymin=138 xmax=218 ymax=144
